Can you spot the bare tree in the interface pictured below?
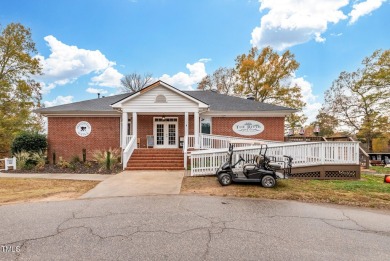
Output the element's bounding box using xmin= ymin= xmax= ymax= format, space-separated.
xmin=323 ymin=49 xmax=390 ymax=151
xmin=197 ymin=67 xmax=237 ymax=95
xmin=121 ymin=72 xmax=153 ymax=93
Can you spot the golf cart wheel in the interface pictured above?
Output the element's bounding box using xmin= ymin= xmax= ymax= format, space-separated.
xmin=219 ymin=173 xmax=232 ymax=186
xmin=261 ymin=175 xmax=276 ymax=188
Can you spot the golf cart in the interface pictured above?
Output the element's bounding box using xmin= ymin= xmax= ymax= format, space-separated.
xmin=216 ymin=141 xmax=293 ymax=188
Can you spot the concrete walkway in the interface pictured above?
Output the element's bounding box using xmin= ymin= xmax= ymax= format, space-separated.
xmin=80 ymin=170 xmax=184 ymax=198
xmin=0 ymin=173 xmax=110 ymax=181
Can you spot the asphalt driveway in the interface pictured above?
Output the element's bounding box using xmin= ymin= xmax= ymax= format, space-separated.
xmin=80 ymin=170 xmax=184 ymax=198
xmin=0 ymin=195 xmax=389 ymax=260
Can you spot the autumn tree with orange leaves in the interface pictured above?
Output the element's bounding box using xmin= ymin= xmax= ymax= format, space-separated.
xmin=235 ymin=47 xmax=306 ymax=129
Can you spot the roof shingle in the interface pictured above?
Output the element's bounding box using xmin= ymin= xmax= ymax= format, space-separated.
xmin=35 ymin=87 xmax=295 ymax=115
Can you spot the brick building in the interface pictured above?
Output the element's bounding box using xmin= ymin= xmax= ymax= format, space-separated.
xmin=36 ymin=81 xmax=295 ymax=169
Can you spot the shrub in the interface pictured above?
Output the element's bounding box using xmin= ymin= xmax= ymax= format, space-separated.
xmin=14 ymin=150 xmax=46 ymax=170
xmin=84 ymin=161 xmax=92 ymax=168
xmin=30 ymin=151 xmax=46 ymax=170
xmin=93 ymin=148 xmax=120 ymax=170
xmin=11 ymin=132 xmax=47 ymax=154
xmin=70 ymin=155 xmax=81 ymax=164
xmin=14 ymin=151 xmax=30 ymax=170
xmin=57 ymin=157 xmax=70 ymax=169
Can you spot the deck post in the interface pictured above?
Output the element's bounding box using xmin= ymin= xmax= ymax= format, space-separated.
xmin=184 ymin=112 xmax=189 ymax=139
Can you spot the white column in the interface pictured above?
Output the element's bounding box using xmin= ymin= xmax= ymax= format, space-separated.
xmin=122 ymin=112 xmax=128 ymax=148
xmin=132 ymin=112 xmax=137 ymax=140
xmin=184 ymin=112 xmax=189 ymax=169
xmin=184 ymin=112 xmax=189 ymax=138
xmin=194 ymin=111 xmax=199 ymax=149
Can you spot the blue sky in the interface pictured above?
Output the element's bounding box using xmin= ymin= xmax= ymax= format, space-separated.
xmin=1 ymin=0 xmax=389 ymax=123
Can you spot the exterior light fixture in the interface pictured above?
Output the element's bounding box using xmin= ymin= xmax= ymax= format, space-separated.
xmin=314 ymin=124 xmax=320 ymax=136
xmin=299 ymin=126 xmax=305 ymax=136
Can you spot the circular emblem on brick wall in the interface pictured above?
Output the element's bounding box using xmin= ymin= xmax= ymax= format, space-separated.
xmin=75 ymin=121 xmax=92 ymax=137
xmin=232 ymin=120 xmax=264 ymax=136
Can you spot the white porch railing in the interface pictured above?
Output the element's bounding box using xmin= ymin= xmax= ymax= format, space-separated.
xmin=122 ymin=135 xmax=137 ymax=170
xmin=190 ymin=141 xmax=360 ymax=176
xmin=188 ymin=135 xmax=195 ymax=149
xmin=187 ymin=133 xmax=278 ymax=150
xmin=198 ymin=134 xmax=279 ymax=149
xmin=0 ymin=157 xmax=16 ymax=171
xmin=126 ymin=135 xmax=132 ymax=146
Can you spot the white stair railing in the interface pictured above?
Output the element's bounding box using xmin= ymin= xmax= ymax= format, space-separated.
xmin=122 ymin=135 xmax=137 ymax=170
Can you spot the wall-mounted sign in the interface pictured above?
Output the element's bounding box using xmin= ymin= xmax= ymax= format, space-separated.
xmin=75 ymin=121 xmax=92 ymax=137
xmin=232 ymin=120 xmax=264 ymax=136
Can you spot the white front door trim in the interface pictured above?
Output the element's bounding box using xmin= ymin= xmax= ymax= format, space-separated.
xmin=153 ymin=117 xmax=178 ymax=148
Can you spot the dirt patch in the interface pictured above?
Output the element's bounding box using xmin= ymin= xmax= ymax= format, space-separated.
xmin=0 ymin=178 xmax=99 ymax=205
xmin=181 ymin=175 xmax=390 ymax=210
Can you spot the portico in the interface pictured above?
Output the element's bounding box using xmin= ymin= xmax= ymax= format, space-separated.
xmin=112 ymin=81 xmax=208 ymax=151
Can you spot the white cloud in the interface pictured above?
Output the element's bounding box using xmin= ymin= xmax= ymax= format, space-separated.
xmin=290 ymin=76 xmax=321 ymax=125
xmin=348 ymin=0 xmax=386 ymax=24
xmin=90 ymin=67 xmax=123 ymax=88
xmin=36 ymin=35 xmax=123 ymax=93
xmin=251 ymin=0 xmax=349 ymax=50
xmin=314 ymin=33 xmax=326 ymax=43
xmin=198 ymin=58 xmax=212 ymax=63
xmin=159 ymin=60 xmax=208 ymax=90
xmin=40 ymin=82 xmax=56 ymax=95
xmin=43 ymin=95 xmax=74 ymax=107
xmin=86 ymin=87 xmax=108 ymax=94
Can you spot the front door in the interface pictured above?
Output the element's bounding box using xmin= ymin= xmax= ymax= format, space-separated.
xmin=154 ymin=117 xmax=178 ymax=148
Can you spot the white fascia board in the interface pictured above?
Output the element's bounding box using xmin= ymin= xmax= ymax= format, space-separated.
xmin=45 ymin=114 xmax=121 ymax=117
xmin=158 ymin=82 xmax=209 ymax=108
xmin=110 ymin=92 xmax=140 ymax=108
xmin=202 ymin=111 xmax=294 ymax=117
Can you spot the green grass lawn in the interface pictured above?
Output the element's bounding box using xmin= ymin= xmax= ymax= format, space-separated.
xmin=181 ymin=174 xmax=390 ymax=210
xmin=365 ymin=166 xmax=390 ymax=174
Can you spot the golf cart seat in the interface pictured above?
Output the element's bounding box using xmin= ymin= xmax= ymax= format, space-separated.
xmin=243 ymin=155 xmax=263 ymax=174
xmin=268 ymin=162 xmax=282 ymax=170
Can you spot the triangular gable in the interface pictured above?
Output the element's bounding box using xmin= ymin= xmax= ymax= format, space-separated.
xmin=111 ymin=80 xmax=209 ymax=109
